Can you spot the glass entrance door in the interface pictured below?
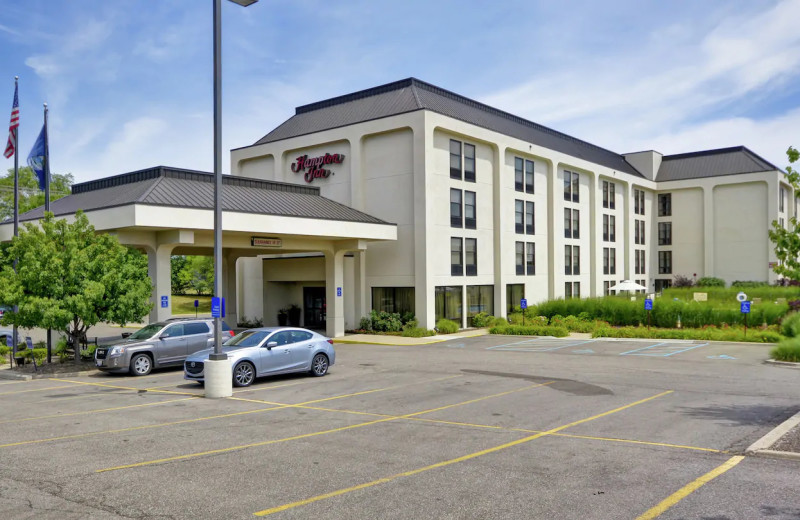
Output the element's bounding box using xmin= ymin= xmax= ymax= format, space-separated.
xmin=303 ymin=287 xmax=326 ymax=330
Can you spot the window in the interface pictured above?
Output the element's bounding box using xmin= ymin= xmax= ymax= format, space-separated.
xmin=290 ymin=330 xmax=313 ymax=343
xmin=506 ymin=284 xmax=524 ymax=314
xmin=435 ymin=286 xmax=462 ymax=323
xmin=603 ymin=215 xmax=616 ymax=242
xmin=465 ymin=238 xmax=477 ymax=276
xmin=450 ymin=189 xmax=462 ymax=228
xmin=464 ymin=191 xmax=476 ymax=229
xmin=514 ymin=157 xmax=524 ymax=192
xmin=467 ymin=285 xmax=493 ymax=324
xmin=655 ymin=279 xmax=672 ymax=292
xmin=634 ymin=189 xmax=645 ymax=215
xmin=450 ymin=140 xmax=461 ymax=180
xmin=565 ymin=245 xmax=579 ymax=275
xmin=780 ymin=217 xmax=786 ymax=229
xmin=464 ymin=143 xmax=476 ymax=182
xmin=566 ymin=282 xmax=580 ymax=298
xmin=658 ymin=193 xmax=672 ymax=216
xmin=604 ymin=281 xmax=611 ymax=296
xmin=515 ymin=200 xmax=524 ymax=234
xmin=603 ymin=248 xmax=609 ymax=275
xmin=635 ymin=250 xmax=646 ymax=275
xmin=603 ymin=248 xmax=616 ymax=275
xmin=185 ymin=323 xmax=210 ymax=335
xmin=515 ymin=242 xmax=525 ymax=275
xmin=658 ymin=222 xmax=672 ymax=245
xmin=602 ymin=181 xmax=616 ymax=209
xmin=564 ymin=170 xmax=579 ymax=202
xmin=372 ymin=287 xmax=415 ymax=315
xmin=451 ymin=237 xmax=463 ymax=276
xmin=162 ymin=324 xmax=184 ymax=338
xmin=658 ymin=251 xmax=672 ymax=274
xmin=565 ymin=281 xmax=572 ymax=299
xmin=780 ymin=187 xmax=786 ymax=213
xmin=525 ymin=159 xmax=534 ymax=194
xmin=636 ymin=280 xmax=646 ymax=294
xmin=635 ymin=220 xmax=645 ymax=245
xmin=526 ymin=201 xmax=534 ymax=234
xmin=564 ymin=209 xmax=579 ymax=238
xmin=526 ymin=242 xmax=535 ymax=275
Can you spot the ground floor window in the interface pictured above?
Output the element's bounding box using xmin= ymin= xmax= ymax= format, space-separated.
xmin=435 ymin=286 xmax=462 ymax=323
xmin=654 ymin=279 xmax=672 ymax=292
xmin=467 ymin=285 xmax=494 ymax=325
xmin=372 ymin=287 xmax=415 ymax=315
xmin=565 ymin=282 xmax=580 ymax=299
xmin=506 ymin=284 xmax=524 ymax=314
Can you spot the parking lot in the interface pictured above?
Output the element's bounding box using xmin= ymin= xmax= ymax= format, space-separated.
xmin=0 ymin=336 xmax=799 ymax=519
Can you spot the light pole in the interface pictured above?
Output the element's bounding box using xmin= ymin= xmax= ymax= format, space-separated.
xmin=205 ymin=0 xmax=258 ymax=399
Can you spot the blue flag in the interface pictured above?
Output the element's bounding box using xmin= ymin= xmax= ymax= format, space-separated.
xmin=27 ymin=124 xmax=47 ymax=191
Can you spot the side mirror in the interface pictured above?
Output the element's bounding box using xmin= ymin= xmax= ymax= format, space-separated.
xmin=121 ymin=332 xmax=131 ymax=339
xmin=266 ymin=341 xmax=277 ymax=350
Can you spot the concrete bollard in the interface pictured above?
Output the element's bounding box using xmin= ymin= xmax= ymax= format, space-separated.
xmin=204 ymin=358 xmax=233 ymax=398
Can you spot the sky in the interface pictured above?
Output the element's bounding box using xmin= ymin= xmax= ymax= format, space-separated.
xmin=1 ymin=0 xmax=799 ymax=183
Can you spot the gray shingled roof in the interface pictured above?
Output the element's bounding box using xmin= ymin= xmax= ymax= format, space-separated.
xmin=16 ymin=166 xmax=392 ymax=225
xmin=239 ymin=78 xmax=644 ymax=177
xmin=656 ymin=146 xmax=779 ymax=182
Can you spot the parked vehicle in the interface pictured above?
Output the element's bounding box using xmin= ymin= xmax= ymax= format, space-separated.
xmin=95 ymin=319 xmax=234 ymax=376
xmin=184 ymin=327 xmax=335 ymax=387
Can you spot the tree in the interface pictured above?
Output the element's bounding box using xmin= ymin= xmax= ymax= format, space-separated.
xmin=0 ymin=166 xmax=73 ymax=221
xmin=185 ymin=255 xmax=214 ymax=295
xmin=170 ymin=255 xmax=191 ymax=295
xmin=0 ymin=211 xmax=153 ymax=361
xmin=770 ymin=146 xmax=800 ymax=280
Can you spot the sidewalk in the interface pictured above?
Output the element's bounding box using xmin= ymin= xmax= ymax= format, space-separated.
xmin=335 ymin=328 xmax=489 ymax=346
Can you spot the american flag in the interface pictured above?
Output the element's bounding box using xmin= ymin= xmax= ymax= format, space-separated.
xmin=4 ymin=83 xmax=19 ymax=159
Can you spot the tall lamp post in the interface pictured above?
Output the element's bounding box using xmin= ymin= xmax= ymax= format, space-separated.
xmin=205 ymin=0 xmax=259 ymax=399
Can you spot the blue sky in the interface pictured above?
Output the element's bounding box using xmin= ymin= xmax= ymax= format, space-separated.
xmin=1 ymin=0 xmax=799 ymax=183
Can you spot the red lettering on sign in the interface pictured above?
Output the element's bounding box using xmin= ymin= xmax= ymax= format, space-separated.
xmin=291 ymin=153 xmax=345 ymax=183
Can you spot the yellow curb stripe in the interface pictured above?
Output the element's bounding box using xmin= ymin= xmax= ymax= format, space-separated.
xmin=253 ymin=390 xmax=673 ymax=516
xmin=0 ymin=397 xmax=198 ymax=425
xmin=97 ymin=381 xmax=553 ymax=473
xmin=0 ymin=385 xmax=74 ymax=395
xmin=635 ymin=455 xmax=745 ymax=520
xmin=51 ymin=378 xmax=201 ymax=396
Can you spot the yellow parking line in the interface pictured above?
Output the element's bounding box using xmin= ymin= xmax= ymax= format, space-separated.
xmin=0 ymin=375 xmax=458 ymax=450
xmin=253 ymin=390 xmax=673 ymax=516
xmin=0 ymin=385 xmax=74 ymax=395
xmin=0 ymin=397 xmax=199 ymax=425
xmin=97 ymin=381 xmax=553 ymax=473
xmin=51 ymin=378 xmax=201 ymax=396
xmin=635 ymin=455 xmax=744 ymax=519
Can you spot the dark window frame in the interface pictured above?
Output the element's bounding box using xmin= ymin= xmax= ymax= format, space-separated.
xmin=464 ymin=190 xmax=476 ymax=229
xmin=449 ymin=139 xmax=462 ymax=180
xmin=658 ymin=193 xmax=672 ymax=217
xmin=515 ymin=242 xmax=525 ymax=275
xmin=451 ymin=237 xmax=463 ymax=276
xmin=525 ymin=159 xmax=534 ymax=194
xmin=525 ymin=201 xmax=535 ymax=235
xmin=658 ymin=250 xmax=672 ymax=274
xmin=658 ymin=222 xmax=672 ymax=246
xmin=514 ymin=157 xmax=524 ymax=192
xmin=450 ymin=188 xmax=462 ymax=228
xmin=464 ymin=143 xmax=476 ymax=183
xmin=526 ymin=242 xmax=535 ymax=275
xmin=515 ymin=200 xmax=524 ymax=234
xmin=465 ymin=238 xmax=477 ymax=276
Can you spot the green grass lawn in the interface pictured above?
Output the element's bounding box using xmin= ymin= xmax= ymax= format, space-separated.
xmin=172 ymin=295 xmax=212 ymax=315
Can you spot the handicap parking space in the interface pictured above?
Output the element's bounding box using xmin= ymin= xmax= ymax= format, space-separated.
xmin=0 ymin=339 xmax=797 ymax=519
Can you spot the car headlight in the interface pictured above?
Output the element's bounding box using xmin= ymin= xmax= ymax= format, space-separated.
xmin=109 ymin=346 xmax=126 ymax=357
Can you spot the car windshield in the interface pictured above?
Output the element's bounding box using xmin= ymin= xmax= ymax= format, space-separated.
xmin=223 ymin=330 xmax=269 ymax=348
xmin=127 ymin=323 xmax=164 ymax=340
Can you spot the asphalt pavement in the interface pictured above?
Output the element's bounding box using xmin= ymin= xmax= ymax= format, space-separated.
xmin=0 ymin=336 xmax=797 ymax=519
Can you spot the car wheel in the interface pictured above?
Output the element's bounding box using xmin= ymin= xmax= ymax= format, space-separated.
xmin=310 ymin=353 xmax=329 ymax=377
xmin=129 ymin=354 xmax=152 ymax=376
xmin=233 ymin=361 xmax=255 ymax=387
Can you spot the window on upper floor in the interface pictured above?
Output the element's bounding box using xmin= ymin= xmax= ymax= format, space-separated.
xmin=526 ymin=242 xmax=535 ymax=275
xmin=603 ymin=181 xmax=616 ymax=209
xmin=658 ymin=250 xmax=672 ymax=274
xmin=464 ymin=191 xmax=476 ymax=229
xmin=465 ymin=238 xmax=477 ymax=276
xmin=658 ymin=193 xmax=672 ymax=217
xmin=450 ymin=140 xmax=476 ymax=182
xmin=450 ymin=189 xmax=462 ymax=228
xmin=658 ymin=222 xmax=672 ymax=246
xmin=634 ymin=189 xmax=645 ymax=216
xmin=516 ymin=200 xmax=524 ymax=234
xmin=525 ymin=159 xmax=534 ymax=194
xmin=515 ymin=242 xmax=525 ymax=275
xmin=514 ymin=157 xmax=524 ymax=192
xmin=451 ymin=237 xmax=463 ymax=276
xmin=526 ymin=201 xmax=534 ymax=235
xmin=564 ymin=170 xmax=579 ymax=203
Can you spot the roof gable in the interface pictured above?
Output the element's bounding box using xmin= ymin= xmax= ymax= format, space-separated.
xmin=656 ymin=146 xmax=779 ymax=182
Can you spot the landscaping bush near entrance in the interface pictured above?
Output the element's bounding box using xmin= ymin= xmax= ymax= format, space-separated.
xmin=781 ymin=312 xmax=800 ymax=337
xmin=593 ymin=325 xmax=782 ymax=343
xmin=489 ymin=324 xmax=569 ymax=337
xmin=771 ymin=337 xmax=800 ymax=362
xmin=436 ymin=319 xmax=459 ymax=334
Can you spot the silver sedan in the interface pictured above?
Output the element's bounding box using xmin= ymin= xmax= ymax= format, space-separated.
xmin=183 ymin=327 xmax=335 ymax=387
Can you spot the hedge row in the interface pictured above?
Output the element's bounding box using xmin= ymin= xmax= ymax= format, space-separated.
xmin=489 ymin=325 xmax=569 ymax=337
xmin=593 ymin=326 xmax=781 ymax=343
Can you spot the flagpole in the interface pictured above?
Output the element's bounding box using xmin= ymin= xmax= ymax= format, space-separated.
xmin=44 ymin=102 xmax=51 ymax=363
xmin=11 ymin=76 xmax=18 ymax=361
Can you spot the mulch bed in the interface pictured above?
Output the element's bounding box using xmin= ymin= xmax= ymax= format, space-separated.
xmin=2 ymin=359 xmax=98 ymax=377
xmin=771 ymin=424 xmax=800 ymax=454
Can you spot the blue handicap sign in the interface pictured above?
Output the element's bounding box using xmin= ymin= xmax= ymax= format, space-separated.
xmin=337 ymin=287 xmax=342 ymax=297
xmin=741 ymin=301 xmax=751 ymax=314
xmin=160 ymin=295 xmax=169 ymax=308
xmin=193 ymin=299 xmax=199 ymax=308
xmin=644 ymin=299 xmax=653 ymax=310
xmin=211 ymin=297 xmax=226 ymax=318
xmin=520 ymin=299 xmax=528 ymax=309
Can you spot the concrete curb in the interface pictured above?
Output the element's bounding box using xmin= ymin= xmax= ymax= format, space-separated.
xmin=334 ymin=330 xmax=489 ymax=347
xmin=765 ymin=359 xmax=800 ymax=368
xmin=0 ymin=371 xmax=32 ymax=381
xmin=746 ymin=409 xmax=800 ymax=460
xmin=0 ymin=367 xmax=100 ymax=381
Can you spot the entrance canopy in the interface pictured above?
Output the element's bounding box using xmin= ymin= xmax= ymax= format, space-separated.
xmin=0 ymin=166 xmax=397 ymax=337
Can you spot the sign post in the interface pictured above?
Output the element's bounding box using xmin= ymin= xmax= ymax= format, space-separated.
xmin=520 ymin=299 xmax=527 ymax=327
xmin=194 ymin=299 xmax=199 ymax=318
xmin=741 ymin=300 xmax=751 ymax=337
xmin=644 ymin=298 xmax=653 ymax=330
xmin=211 ymin=297 xmax=225 ymax=318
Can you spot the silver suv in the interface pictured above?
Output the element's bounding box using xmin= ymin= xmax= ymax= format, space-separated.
xmin=94 ymin=319 xmax=233 ymax=376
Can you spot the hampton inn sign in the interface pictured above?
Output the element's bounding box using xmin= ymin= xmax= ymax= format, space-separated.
xmin=290 ymin=153 xmax=345 ymax=183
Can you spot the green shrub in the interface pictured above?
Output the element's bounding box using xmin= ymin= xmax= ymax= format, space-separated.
xmin=359 ymin=316 xmax=372 ymax=331
xmin=697 ymin=277 xmax=725 ymax=287
xmin=771 ymin=337 xmax=800 ymax=362
xmin=365 ymin=310 xmax=403 ymax=332
xmin=732 ymin=281 xmax=770 ymax=288
xmin=489 ymin=325 xmax=569 ymax=337
xmin=400 ymin=312 xmax=416 ymax=325
xmin=436 ymin=319 xmax=459 ymax=334
xmin=54 ymin=340 xmax=70 ymax=363
xmin=781 ymin=312 xmax=800 ymax=337
xmin=401 ymin=327 xmax=436 ymax=338
xmin=80 ymin=344 xmax=97 ymax=360
xmin=487 ymin=316 xmax=508 ymax=327
xmin=508 ymin=312 xmax=548 ymax=326
xmin=470 ymin=312 xmax=493 ymax=328
xmin=593 ymin=326 xmax=781 ymax=343
xmin=30 ymin=348 xmax=47 ymax=364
